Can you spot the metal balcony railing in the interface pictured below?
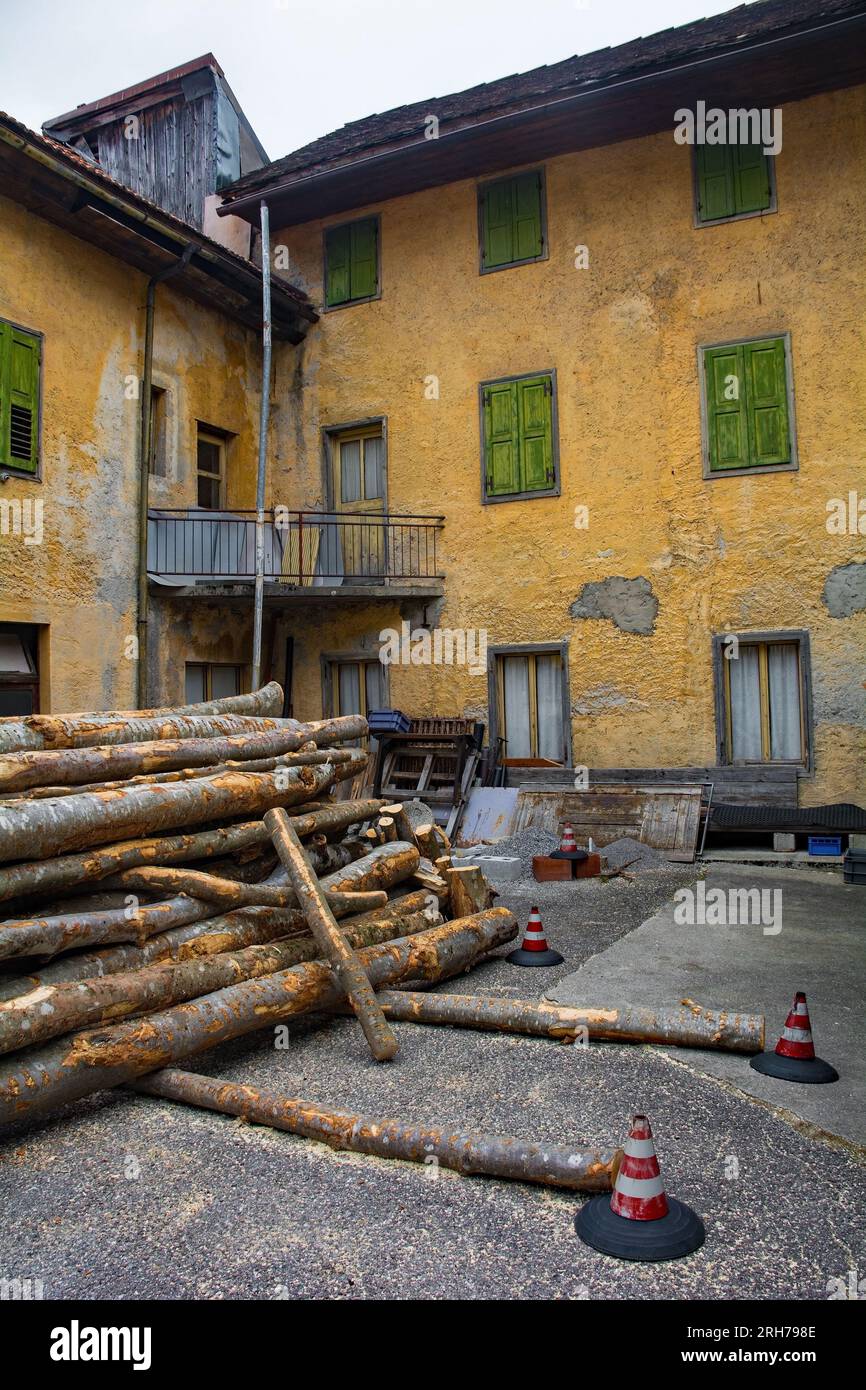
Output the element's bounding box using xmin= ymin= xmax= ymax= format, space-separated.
xmin=147 ymin=509 xmax=444 ymax=586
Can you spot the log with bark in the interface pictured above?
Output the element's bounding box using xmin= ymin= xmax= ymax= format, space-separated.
xmin=0 ymin=682 xmax=285 ymax=754
xmin=0 ymin=717 xmax=366 ymax=793
xmin=0 ymin=908 xmax=518 ymax=1127
xmin=0 ymin=761 xmax=341 ymax=864
xmin=265 ymin=807 xmax=399 ymax=1062
xmin=445 ymin=865 xmax=497 ymax=919
xmin=363 ymin=991 xmax=766 ymax=1054
xmin=132 ymin=1069 xmax=621 ymax=1193
xmin=0 ymin=885 xmax=386 ymax=961
xmin=0 ymin=895 xmax=444 ymax=1054
xmin=0 ymin=890 xmax=439 ymax=1001
xmin=0 ymin=799 xmax=386 ymax=906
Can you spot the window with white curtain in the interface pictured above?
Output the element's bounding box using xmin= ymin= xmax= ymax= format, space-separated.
xmin=327 ymin=657 xmax=385 ymax=799
xmin=496 ymin=649 xmax=565 ymax=762
xmin=723 ymin=639 xmax=805 ymax=763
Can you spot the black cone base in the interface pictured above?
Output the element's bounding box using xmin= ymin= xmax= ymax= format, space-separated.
xmin=506 ymin=946 xmax=565 ymax=967
xmin=575 ymin=1195 xmax=706 ymax=1262
xmin=750 ymin=1050 xmax=839 ymax=1084
xmin=550 ymin=849 xmax=587 ymax=861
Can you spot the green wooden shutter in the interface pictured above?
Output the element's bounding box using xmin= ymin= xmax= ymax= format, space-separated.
xmin=325 ymin=224 xmax=352 ymax=306
xmin=744 ymin=338 xmax=789 ymax=467
xmin=513 ymin=173 xmax=543 ymax=262
xmin=517 ymin=375 xmax=553 ymax=491
xmin=483 ymin=381 xmax=519 ymax=495
xmin=732 ymin=144 xmax=772 ymax=215
xmin=350 ymin=218 xmax=378 ymax=300
xmin=482 ymin=180 xmax=514 ymax=269
xmin=704 ymin=345 xmax=749 ymax=471
xmin=696 ymin=145 xmax=734 ymax=222
xmin=0 ymin=323 xmax=40 ymax=474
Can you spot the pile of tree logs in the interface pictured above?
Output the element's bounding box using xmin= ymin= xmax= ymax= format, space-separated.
xmin=0 ymin=685 xmax=530 ymax=1155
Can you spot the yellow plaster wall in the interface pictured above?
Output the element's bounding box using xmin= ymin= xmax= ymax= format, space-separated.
xmin=272 ymin=86 xmax=866 ymax=802
xmin=0 ymin=193 xmax=263 ymax=712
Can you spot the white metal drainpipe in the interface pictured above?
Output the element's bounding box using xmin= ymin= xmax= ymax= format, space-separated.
xmin=251 ymin=198 xmax=272 ymax=691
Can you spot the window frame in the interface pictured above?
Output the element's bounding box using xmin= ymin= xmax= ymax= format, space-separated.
xmin=711 ymin=630 xmax=813 ymax=772
xmin=195 ymin=424 xmax=227 ymax=509
xmin=322 ymin=214 xmax=382 ymax=312
xmin=184 ymin=660 xmax=247 ymax=703
xmin=477 ymin=167 xmax=548 ymax=275
xmin=698 ymin=331 xmax=798 ymax=480
xmin=691 ymin=145 xmax=777 ymax=229
xmin=479 ymin=368 xmax=560 ymax=506
xmin=322 ymin=416 xmax=388 ymax=509
xmin=487 ymin=640 xmax=572 ymax=767
xmin=0 ymin=317 xmax=44 ymax=481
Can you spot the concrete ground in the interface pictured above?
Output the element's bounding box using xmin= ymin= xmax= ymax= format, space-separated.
xmin=1 ymin=866 xmax=864 ymax=1301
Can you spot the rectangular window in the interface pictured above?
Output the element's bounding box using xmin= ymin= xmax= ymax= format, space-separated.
xmin=326 ymin=657 xmax=386 ymax=795
xmin=481 ymin=372 xmax=557 ymax=501
xmin=196 ymin=426 xmax=226 ymax=508
xmin=149 ymin=386 xmax=167 ymax=477
xmin=184 ymin=662 xmax=245 ymax=703
xmin=496 ymin=650 xmax=565 ymax=762
xmin=719 ymin=637 xmax=807 ymax=764
xmin=479 ymin=170 xmax=545 ymax=271
xmin=0 ymin=622 xmax=39 ymax=716
xmin=695 ymin=143 xmax=774 ymax=224
xmin=0 ymin=319 xmax=41 ymax=475
xmin=701 ymin=336 xmax=794 ymax=476
xmin=324 ymin=217 xmax=379 ymax=308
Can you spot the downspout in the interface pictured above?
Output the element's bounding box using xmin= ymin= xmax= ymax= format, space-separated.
xmin=136 ymin=244 xmax=196 ymax=708
xmin=251 ymin=198 xmax=272 ymax=691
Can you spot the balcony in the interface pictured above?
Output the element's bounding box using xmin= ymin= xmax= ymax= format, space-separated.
xmin=147 ymin=508 xmax=445 ymax=600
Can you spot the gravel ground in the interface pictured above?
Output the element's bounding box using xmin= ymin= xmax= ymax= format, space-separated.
xmin=1 ymin=868 xmax=864 ymax=1302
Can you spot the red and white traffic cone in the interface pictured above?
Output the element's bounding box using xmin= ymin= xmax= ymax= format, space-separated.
xmin=506 ymin=906 xmax=564 ymax=967
xmin=575 ymin=1114 xmax=705 ymax=1261
xmin=559 ymin=823 xmax=578 ymax=854
xmin=751 ymin=991 xmax=838 ymax=1084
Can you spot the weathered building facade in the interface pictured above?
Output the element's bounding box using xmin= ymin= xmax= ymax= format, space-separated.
xmin=2 ymin=0 xmax=864 ymax=809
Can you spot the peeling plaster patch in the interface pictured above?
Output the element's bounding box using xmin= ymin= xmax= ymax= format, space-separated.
xmin=596 ymin=549 xmax=614 ymax=559
xmin=571 ymin=685 xmax=649 ymax=716
xmin=822 ymin=561 xmax=866 ymax=618
xmin=650 ymin=551 xmax=673 ymax=571
xmin=569 ymin=576 xmax=659 ymax=635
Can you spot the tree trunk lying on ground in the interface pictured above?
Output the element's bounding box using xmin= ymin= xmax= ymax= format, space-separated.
xmin=132 ymin=1068 xmax=621 ymax=1193
xmin=265 ymin=807 xmax=399 ymax=1063
xmin=0 ymin=724 xmax=364 ymax=794
xmin=0 ymin=799 xmax=386 ymax=906
xmin=0 ymin=761 xmax=340 ymax=864
xmin=363 ymin=991 xmax=766 ymax=1054
xmin=0 ymin=890 xmax=438 ymax=1001
xmin=0 ymin=682 xmax=285 ymax=754
xmin=0 ymin=896 xmax=443 ymax=1054
xmin=0 ymin=908 xmax=517 ymax=1128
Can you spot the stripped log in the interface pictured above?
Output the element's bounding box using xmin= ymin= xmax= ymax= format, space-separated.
xmin=0 ymin=799 xmax=386 ymax=906
xmin=0 ymin=890 xmax=439 ymax=1001
xmin=365 ymin=992 xmax=766 ymax=1054
xmin=0 ymin=884 xmax=386 ymax=962
xmin=132 ymin=1069 xmax=620 ymax=1193
xmin=0 ymin=762 xmax=338 ymax=864
xmin=445 ymin=865 xmax=495 ymax=919
xmin=0 ymin=682 xmax=286 ymax=754
xmin=0 ymin=908 xmax=517 ymax=1127
xmin=0 ymin=897 xmax=443 ymax=1054
xmin=265 ymin=807 xmax=399 ymax=1062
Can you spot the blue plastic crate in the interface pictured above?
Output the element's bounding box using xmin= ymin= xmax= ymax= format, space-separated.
xmin=808 ymin=835 xmax=842 ymax=857
xmin=367 ymin=708 xmax=411 ymax=734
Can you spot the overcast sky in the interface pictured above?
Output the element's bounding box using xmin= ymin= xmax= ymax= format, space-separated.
xmin=2 ymin=0 xmax=743 ymax=160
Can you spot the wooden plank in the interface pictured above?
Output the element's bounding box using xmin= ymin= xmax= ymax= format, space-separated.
xmin=512 ymin=784 xmax=703 ymax=859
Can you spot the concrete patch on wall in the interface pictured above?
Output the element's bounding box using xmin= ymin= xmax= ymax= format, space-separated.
xmin=822 ymin=561 xmax=866 ymax=618
xmin=569 ymin=576 xmax=659 ymax=635
xmin=571 ymin=684 xmax=649 ymax=716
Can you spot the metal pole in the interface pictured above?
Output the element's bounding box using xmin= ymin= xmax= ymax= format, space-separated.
xmin=252 ymin=200 xmax=272 ymax=691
